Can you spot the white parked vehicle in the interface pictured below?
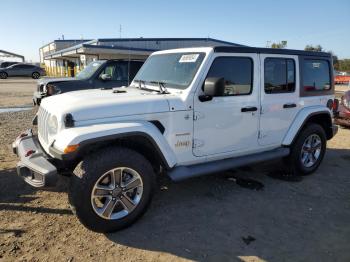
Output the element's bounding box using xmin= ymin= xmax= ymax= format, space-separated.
xmin=13 ymin=46 xmax=338 ymax=232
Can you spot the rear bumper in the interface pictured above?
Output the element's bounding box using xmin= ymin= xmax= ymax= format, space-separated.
xmin=12 ymin=129 xmax=57 ymax=188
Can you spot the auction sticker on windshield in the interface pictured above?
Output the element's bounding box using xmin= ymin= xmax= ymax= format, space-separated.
xmin=179 ymin=54 xmax=200 ymax=63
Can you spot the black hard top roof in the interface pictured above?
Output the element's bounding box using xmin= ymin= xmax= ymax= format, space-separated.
xmin=214 ymin=46 xmax=331 ymax=57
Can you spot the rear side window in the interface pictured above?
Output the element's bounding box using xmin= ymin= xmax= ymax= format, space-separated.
xmin=264 ymin=58 xmax=295 ymax=94
xmin=302 ymin=59 xmax=331 ymax=91
xmin=207 ymin=57 xmax=253 ymax=96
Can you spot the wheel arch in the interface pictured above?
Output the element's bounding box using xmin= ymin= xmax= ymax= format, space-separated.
xmin=50 ymin=121 xmax=177 ymax=171
xmin=75 ymin=132 xmax=172 ymax=171
xmin=282 ymin=107 xmax=334 ymax=146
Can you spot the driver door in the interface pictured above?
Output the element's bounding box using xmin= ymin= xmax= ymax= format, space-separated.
xmin=193 ymin=54 xmax=260 ymax=157
xmin=94 ymin=62 xmax=129 ymax=89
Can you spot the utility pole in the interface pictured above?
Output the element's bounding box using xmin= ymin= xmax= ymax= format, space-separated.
xmin=119 ymin=24 xmax=122 ymax=38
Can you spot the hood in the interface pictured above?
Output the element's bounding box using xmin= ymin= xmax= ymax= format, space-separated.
xmin=41 ymin=87 xmax=172 ymax=122
xmin=38 ymin=77 xmax=78 ymax=85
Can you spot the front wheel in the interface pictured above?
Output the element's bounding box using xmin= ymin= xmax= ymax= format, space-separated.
xmin=285 ymin=123 xmax=327 ymax=175
xmin=69 ymin=147 xmax=155 ymax=233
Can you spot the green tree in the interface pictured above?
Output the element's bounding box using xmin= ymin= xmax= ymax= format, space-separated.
xmin=304 ymin=45 xmax=323 ymax=52
xmin=304 ymin=45 xmax=340 ymax=69
xmin=271 ymin=41 xmax=287 ymax=49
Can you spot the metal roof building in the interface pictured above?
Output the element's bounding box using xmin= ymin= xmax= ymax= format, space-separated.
xmin=40 ymin=38 xmax=244 ymax=77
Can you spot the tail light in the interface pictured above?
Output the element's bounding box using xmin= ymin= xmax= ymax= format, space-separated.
xmin=326 ymin=99 xmax=334 ymax=110
xmin=333 ymin=99 xmax=339 ymax=112
xmin=327 ymin=99 xmax=339 ymax=112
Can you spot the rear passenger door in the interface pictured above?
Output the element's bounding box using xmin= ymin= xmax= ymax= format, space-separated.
xmin=259 ymin=54 xmax=299 ymax=146
xmin=7 ymin=64 xmax=24 ymax=76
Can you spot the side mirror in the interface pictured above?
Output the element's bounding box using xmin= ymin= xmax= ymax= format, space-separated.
xmin=100 ymin=74 xmax=112 ymax=81
xmin=199 ymin=77 xmax=225 ymax=102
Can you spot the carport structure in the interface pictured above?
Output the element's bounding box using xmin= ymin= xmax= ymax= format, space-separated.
xmin=40 ymin=38 xmax=244 ymax=77
xmin=0 ymin=50 xmax=25 ymax=62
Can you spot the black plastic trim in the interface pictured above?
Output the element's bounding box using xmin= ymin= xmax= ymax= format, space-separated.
xmin=290 ymin=111 xmax=334 ymax=144
xmin=49 ymin=131 xmax=170 ymax=169
xmin=214 ymin=46 xmax=331 ymax=57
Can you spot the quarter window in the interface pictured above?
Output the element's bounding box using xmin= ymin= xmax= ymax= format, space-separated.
xmin=302 ymin=59 xmax=331 ymax=91
xmin=264 ymin=58 xmax=295 ymax=94
xmin=206 ymin=57 xmax=253 ymax=96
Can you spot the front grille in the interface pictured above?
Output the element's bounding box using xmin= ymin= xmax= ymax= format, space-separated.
xmin=38 ymin=107 xmax=50 ymax=144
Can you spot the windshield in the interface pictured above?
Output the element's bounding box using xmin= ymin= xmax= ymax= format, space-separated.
xmin=76 ymin=61 xmax=104 ymax=79
xmin=134 ymin=52 xmax=205 ymax=89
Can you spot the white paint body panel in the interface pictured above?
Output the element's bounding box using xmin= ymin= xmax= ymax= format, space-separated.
xmin=259 ymin=54 xmax=300 ymax=146
xmin=193 ymin=53 xmax=260 ymax=156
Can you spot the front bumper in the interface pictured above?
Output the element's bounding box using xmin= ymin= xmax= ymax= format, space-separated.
xmin=12 ymin=129 xmax=57 ymax=188
xmin=33 ymin=91 xmax=45 ymax=106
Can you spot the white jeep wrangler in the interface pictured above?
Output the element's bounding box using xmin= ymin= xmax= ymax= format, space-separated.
xmin=13 ymin=46 xmax=338 ymax=232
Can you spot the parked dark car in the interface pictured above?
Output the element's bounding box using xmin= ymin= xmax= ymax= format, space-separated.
xmin=33 ymin=59 xmax=144 ymax=105
xmin=0 ymin=63 xmax=45 ymax=79
xmin=335 ymin=90 xmax=350 ymax=127
xmin=0 ymin=61 xmax=19 ymax=68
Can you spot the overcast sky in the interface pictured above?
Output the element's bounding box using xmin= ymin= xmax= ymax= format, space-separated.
xmin=1 ymin=0 xmax=349 ymax=62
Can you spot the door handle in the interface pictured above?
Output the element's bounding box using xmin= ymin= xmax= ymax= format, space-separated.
xmin=283 ymin=103 xmax=297 ymax=109
xmin=241 ymin=106 xmax=258 ymax=112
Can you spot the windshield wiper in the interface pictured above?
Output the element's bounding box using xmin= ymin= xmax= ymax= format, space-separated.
xmin=149 ymin=81 xmax=170 ymax=94
xmin=134 ymin=79 xmax=157 ymax=93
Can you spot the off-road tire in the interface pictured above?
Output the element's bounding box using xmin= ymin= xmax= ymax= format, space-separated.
xmin=69 ymin=146 xmax=156 ymax=233
xmin=285 ymin=123 xmax=327 ymax=175
xmin=0 ymin=72 xmax=8 ymax=79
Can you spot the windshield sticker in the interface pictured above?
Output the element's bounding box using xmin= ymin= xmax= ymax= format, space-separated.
xmin=179 ymin=54 xmax=199 ymax=63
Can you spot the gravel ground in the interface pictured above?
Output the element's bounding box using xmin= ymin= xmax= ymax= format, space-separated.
xmin=0 ymin=81 xmax=350 ymax=262
xmin=0 ymin=79 xmax=37 ymax=107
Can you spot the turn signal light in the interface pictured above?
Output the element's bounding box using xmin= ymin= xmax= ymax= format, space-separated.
xmin=64 ymin=144 xmax=79 ymax=154
xmin=25 ymin=150 xmax=35 ymax=157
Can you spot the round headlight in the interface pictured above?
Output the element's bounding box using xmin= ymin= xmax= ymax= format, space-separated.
xmin=48 ymin=115 xmax=58 ymax=135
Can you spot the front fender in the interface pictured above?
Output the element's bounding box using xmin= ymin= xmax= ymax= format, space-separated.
xmin=282 ymin=106 xmax=332 ymax=146
xmin=51 ymin=121 xmax=177 ymax=168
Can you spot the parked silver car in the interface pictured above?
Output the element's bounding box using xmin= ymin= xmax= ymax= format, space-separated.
xmin=0 ymin=63 xmax=46 ymax=79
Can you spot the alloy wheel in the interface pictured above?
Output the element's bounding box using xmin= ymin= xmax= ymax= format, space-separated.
xmin=91 ymin=167 xmax=143 ymax=220
xmin=300 ymin=134 xmax=322 ymax=168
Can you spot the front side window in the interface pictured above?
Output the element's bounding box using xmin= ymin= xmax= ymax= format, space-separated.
xmin=206 ymin=57 xmax=253 ymax=96
xmin=100 ymin=63 xmax=128 ymax=81
xmin=264 ymin=58 xmax=295 ymax=94
xmin=76 ymin=61 xmax=104 ymax=79
xmin=134 ymin=52 xmax=205 ymax=89
xmin=302 ymin=59 xmax=331 ymax=91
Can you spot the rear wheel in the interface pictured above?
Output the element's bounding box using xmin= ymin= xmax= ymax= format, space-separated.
xmin=285 ymin=123 xmax=327 ymax=175
xmin=32 ymin=72 xmax=40 ymax=79
xmin=69 ymin=146 xmax=156 ymax=233
xmin=0 ymin=72 xmax=8 ymax=79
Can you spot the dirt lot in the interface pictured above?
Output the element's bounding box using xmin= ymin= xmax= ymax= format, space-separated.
xmin=0 ymin=80 xmax=350 ymax=262
xmin=0 ymin=78 xmax=37 ymax=107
